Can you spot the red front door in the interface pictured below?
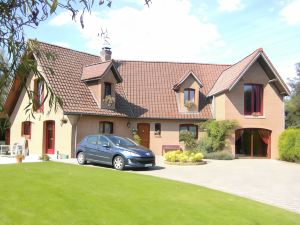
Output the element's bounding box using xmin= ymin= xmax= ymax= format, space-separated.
xmin=45 ymin=121 xmax=55 ymax=154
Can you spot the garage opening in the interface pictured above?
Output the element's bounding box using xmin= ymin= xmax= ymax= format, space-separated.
xmin=235 ymin=128 xmax=271 ymax=158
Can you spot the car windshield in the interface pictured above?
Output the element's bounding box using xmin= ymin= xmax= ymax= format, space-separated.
xmin=107 ymin=136 xmax=138 ymax=147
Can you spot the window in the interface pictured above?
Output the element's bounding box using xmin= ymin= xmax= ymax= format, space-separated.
xmin=34 ymin=79 xmax=44 ymax=112
xmin=99 ymin=122 xmax=113 ymax=134
xmin=87 ymin=136 xmax=98 ymax=145
xmin=184 ymin=88 xmax=195 ymax=103
xmin=179 ymin=124 xmax=198 ymax=139
xmin=99 ymin=136 xmax=110 ymax=146
xmin=244 ymin=84 xmax=263 ymax=115
xmin=154 ymin=123 xmax=161 ymax=136
xmin=104 ymin=82 xmax=112 ymax=97
xmin=21 ymin=121 xmax=31 ymax=138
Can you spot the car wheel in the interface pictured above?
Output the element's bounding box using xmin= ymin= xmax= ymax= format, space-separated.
xmin=77 ymin=152 xmax=86 ymax=165
xmin=113 ymin=156 xmax=125 ymax=170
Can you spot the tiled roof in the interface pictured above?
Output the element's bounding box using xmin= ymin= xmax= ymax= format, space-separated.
xmin=35 ymin=42 xmax=132 ymax=117
xmin=81 ymin=61 xmax=112 ymax=81
xmin=208 ymin=48 xmax=262 ymax=96
xmin=81 ymin=60 xmax=122 ymax=83
xmin=116 ymin=61 xmax=230 ymax=119
xmin=34 ymin=41 xmax=231 ymax=119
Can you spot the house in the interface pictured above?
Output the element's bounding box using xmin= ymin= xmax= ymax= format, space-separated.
xmin=3 ymin=41 xmax=290 ymax=159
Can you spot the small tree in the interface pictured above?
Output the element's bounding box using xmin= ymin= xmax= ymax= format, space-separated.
xmin=198 ymin=120 xmax=238 ymax=152
xmin=285 ymin=63 xmax=300 ymax=128
xmin=179 ymin=131 xmax=197 ymax=149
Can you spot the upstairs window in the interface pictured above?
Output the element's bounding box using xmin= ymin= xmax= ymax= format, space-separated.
xmin=179 ymin=124 xmax=198 ymax=139
xmin=21 ymin=121 xmax=31 ymax=139
xmin=34 ymin=79 xmax=44 ymax=112
xmin=104 ymin=82 xmax=112 ymax=97
xmin=99 ymin=121 xmax=113 ymax=134
xmin=244 ymin=84 xmax=263 ymax=116
xmin=184 ymin=88 xmax=195 ymax=103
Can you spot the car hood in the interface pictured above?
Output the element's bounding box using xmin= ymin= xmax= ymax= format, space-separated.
xmin=118 ymin=145 xmax=154 ymax=157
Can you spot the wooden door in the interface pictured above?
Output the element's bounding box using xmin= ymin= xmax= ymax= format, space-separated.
xmin=45 ymin=121 xmax=55 ymax=154
xmin=5 ymin=128 xmax=10 ymax=145
xmin=137 ymin=123 xmax=150 ymax=148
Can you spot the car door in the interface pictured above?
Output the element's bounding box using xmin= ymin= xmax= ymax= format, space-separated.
xmin=84 ymin=135 xmax=99 ymax=161
xmin=95 ymin=136 xmax=115 ymax=164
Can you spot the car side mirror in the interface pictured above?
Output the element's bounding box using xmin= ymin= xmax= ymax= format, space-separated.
xmin=102 ymin=142 xmax=110 ymax=148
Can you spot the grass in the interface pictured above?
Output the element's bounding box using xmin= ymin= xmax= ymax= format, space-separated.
xmin=0 ymin=162 xmax=299 ymax=225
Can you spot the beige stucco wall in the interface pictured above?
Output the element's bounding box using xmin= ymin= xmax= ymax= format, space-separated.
xmin=9 ymin=73 xmax=75 ymax=157
xmin=216 ymin=61 xmax=285 ymax=159
xmin=214 ymin=94 xmax=226 ymax=120
xmin=179 ymin=75 xmax=202 ymax=112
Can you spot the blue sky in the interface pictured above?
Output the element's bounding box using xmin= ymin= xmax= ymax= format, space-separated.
xmin=25 ymin=0 xmax=300 ymax=81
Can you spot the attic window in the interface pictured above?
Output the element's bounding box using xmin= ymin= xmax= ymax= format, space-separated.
xmin=34 ymin=79 xmax=44 ymax=112
xmin=104 ymin=82 xmax=112 ymax=97
xmin=184 ymin=88 xmax=195 ymax=103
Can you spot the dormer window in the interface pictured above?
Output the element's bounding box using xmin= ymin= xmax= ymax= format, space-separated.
xmin=244 ymin=84 xmax=263 ymax=116
xmin=184 ymin=88 xmax=195 ymax=103
xmin=104 ymin=82 xmax=112 ymax=97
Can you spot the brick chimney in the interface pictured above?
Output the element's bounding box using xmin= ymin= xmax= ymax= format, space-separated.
xmin=100 ymin=47 xmax=112 ymax=61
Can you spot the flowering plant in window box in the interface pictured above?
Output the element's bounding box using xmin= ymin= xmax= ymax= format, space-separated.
xmin=251 ymin=112 xmax=261 ymax=117
xmin=184 ymin=101 xmax=196 ymax=111
xmin=103 ymin=95 xmax=115 ymax=107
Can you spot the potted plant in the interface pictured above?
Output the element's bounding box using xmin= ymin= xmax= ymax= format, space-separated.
xmin=16 ymin=154 xmax=25 ymax=163
xmin=184 ymin=101 xmax=196 ymax=111
xmin=103 ymin=95 xmax=115 ymax=107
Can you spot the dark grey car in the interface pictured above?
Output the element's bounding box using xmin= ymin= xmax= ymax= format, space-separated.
xmin=76 ymin=134 xmax=155 ymax=170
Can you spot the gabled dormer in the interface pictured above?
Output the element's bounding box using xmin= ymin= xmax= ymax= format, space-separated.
xmin=81 ymin=48 xmax=122 ymax=110
xmin=173 ymin=70 xmax=203 ymax=112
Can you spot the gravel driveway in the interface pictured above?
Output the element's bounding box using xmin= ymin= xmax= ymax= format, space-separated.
xmin=133 ymin=157 xmax=300 ymax=214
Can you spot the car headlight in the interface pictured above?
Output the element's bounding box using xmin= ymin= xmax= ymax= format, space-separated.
xmin=122 ymin=151 xmax=140 ymax=157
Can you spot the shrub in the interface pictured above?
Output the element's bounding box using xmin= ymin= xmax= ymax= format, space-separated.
xmin=198 ymin=120 xmax=238 ymax=152
xmin=39 ymin=154 xmax=50 ymax=161
xmin=278 ymin=129 xmax=300 ymax=162
xmin=133 ymin=134 xmax=141 ymax=145
xmin=204 ymin=150 xmax=234 ymax=160
xmin=179 ymin=131 xmax=197 ymax=149
xmin=164 ymin=150 xmax=203 ymax=163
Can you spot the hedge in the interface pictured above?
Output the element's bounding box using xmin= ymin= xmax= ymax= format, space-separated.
xmin=278 ymin=129 xmax=300 ymax=162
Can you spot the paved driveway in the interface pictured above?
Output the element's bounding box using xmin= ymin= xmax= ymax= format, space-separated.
xmin=133 ymin=157 xmax=300 ymax=214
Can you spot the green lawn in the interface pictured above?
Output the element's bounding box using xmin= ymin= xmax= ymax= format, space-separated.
xmin=0 ymin=162 xmax=299 ymax=225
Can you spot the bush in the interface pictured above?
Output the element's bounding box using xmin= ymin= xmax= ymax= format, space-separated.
xmin=179 ymin=131 xmax=197 ymax=149
xmin=204 ymin=150 xmax=234 ymax=160
xmin=39 ymin=154 xmax=50 ymax=161
xmin=278 ymin=129 xmax=300 ymax=162
xmin=164 ymin=150 xmax=203 ymax=163
xmin=198 ymin=120 xmax=238 ymax=152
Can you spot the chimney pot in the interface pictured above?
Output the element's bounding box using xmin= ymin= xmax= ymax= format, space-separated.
xmin=100 ymin=47 xmax=112 ymax=61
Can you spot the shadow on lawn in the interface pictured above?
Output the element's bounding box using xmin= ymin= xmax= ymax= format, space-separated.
xmin=86 ymin=162 xmax=165 ymax=171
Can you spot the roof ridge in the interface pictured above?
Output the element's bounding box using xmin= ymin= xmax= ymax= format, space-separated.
xmin=116 ymin=59 xmax=231 ymax=66
xmin=84 ymin=60 xmax=112 ymax=68
xmin=28 ymin=39 xmax=100 ymax=58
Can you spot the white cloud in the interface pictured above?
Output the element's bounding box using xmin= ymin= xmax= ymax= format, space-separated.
xmin=49 ymin=0 xmax=227 ymax=62
xmin=280 ymin=0 xmax=300 ymax=25
xmin=218 ymin=0 xmax=243 ymax=12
